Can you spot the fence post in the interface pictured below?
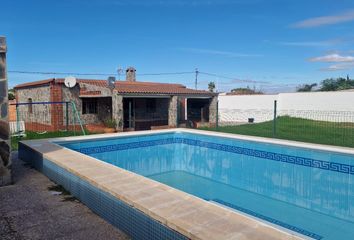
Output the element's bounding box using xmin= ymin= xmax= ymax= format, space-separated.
xmin=16 ymin=104 xmax=20 ymax=135
xmin=216 ymin=100 xmax=219 ymax=129
xmin=273 ymin=100 xmax=277 ymax=137
xmin=65 ymin=102 xmax=69 ymax=131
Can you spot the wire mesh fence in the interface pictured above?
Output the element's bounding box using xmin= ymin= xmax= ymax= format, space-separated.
xmin=10 ymin=101 xmax=86 ymax=149
xmin=216 ymin=107 xmax=354 ymax=148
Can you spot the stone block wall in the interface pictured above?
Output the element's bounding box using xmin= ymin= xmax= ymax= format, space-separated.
xmin=112 ymin=92 xmax=123 ymax=131
xmin=16 ymin=85 xmax=52 ymax=126
xmin=168 ymin=96 xmax=178 ymax=128
xmin=209 ymin=96 xmax=218 ymax=127
xmin=0 ymin=36 xmax=11 ymax=186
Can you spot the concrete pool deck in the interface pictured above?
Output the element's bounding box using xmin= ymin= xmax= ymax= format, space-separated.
xmin=18 ymin=129 xmax=311 ymax=240
xmin=0 ymin=152 xmax=129 ymax=240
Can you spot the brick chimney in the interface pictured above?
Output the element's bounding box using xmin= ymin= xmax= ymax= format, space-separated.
xmin=126 ymin=67 xmax=136 ymax=82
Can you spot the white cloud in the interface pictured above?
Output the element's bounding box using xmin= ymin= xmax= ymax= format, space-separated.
xmin=321 ymin=62 xmax=354 ymax=71
xmin=279 ymin=39 xmax=344 ymax=47
xmin=292 ymin=9 xmax=354 ymax=28
xmin=309 ymin=54 xmax=354 ymax=63
xmin=179 ymin=48 xmax=263 ymax=58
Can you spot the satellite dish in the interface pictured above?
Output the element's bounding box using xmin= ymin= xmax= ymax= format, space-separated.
xmin=64 ymin=76 xmax=77 ymax=88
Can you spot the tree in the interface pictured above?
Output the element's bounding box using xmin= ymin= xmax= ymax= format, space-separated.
xmin=319 ymin=77 xmax=354 ymax=91
xmin=208 ymin=81 xmax=216 ymax=92
xmin=229 ymin=86 xmax=263 ymax=95
xmin=296 ymin=83 xmax=317 ymax=92
xmin=8 ymin=89 xmax=15 ymax=100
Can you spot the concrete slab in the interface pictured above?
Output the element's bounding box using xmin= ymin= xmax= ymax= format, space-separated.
xmin=0 ymin=152 xmax=130 ymax=240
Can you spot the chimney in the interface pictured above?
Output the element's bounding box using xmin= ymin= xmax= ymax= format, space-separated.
xmin=126 ymin=67 xmax=136 ymax=82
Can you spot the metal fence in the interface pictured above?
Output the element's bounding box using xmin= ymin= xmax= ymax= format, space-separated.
xmin=217 ymin=101 xmax=354 ymax=148
xmin=10 ymin=101 xmax=85 ymax=138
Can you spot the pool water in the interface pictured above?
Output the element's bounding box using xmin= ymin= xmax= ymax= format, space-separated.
xmin=61 ymin=132 xmax=354 ymax=240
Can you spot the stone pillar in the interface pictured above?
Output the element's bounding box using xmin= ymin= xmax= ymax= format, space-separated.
xmin=0 ymin=36 xmax=11 ymax=186
xmin=112 ymin=91 xmax=123 ymax=132
xmin=168 ymin=96 xmax=178 ymax=128
xmin=209 ymin=96 xmax=218 ymax=127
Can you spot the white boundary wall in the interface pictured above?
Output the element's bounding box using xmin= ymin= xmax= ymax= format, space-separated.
xmin=218 ymin=92 xmax=354 ymax=124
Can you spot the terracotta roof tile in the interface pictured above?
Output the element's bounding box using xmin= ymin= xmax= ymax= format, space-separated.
xmin=15 ymin=78 xmax=216 ymax=96
xmin=14 ymin=79 xmax=55 ymax=89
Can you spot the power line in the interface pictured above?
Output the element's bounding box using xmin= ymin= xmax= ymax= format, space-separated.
xmin=138 ymin=71 xmax=194 ymax=76
xmin=199 ymin=71 xmax=270 ymax=84
xmin=8 ymin=69 xmax=273 ymax=87
xmin=8 ymin=70 xmax=113 ymax=76
xmin=8 ymin=70 xmax=195 ymax=77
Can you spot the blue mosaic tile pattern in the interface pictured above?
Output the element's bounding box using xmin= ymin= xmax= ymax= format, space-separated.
xmin=208 ymin=198 xmax=323 ymax=240
xmin=72 ymin=137 xmax=354 ymax=175
xmin=26 ymin=154 xmax=188 ymax=240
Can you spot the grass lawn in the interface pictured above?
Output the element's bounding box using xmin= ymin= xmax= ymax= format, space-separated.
xmin=11 ymin=131 xmax=89 ymax=150
xmin=201 ymin=116 xmax=354 ymax=148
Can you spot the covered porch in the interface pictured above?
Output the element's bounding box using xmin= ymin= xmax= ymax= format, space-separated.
xmin=122 ymin=97 xmax=170 ymax=131
xmin=112 ymin=93 xmax=218 ymax=132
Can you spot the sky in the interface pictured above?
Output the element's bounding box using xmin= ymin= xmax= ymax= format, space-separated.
xmin=2 ymin=0 xmax=354 ymax=93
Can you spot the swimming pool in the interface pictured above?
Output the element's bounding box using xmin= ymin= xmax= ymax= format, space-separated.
xmin=60 ymin=130 xmax=354 ymax=240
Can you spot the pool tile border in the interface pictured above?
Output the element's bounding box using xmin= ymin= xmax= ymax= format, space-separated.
xmin=72 ymin=137 xmax=354 ymax=176
xmin=209 ymin=199 xmax=323 ymax=240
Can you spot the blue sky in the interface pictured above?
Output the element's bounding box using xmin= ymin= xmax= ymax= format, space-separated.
xmin=2 ymin=0 xmax=354 ymax=92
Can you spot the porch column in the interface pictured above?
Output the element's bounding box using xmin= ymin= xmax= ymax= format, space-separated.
xmin=112 ymin=91 xmax=123 ymax=132
xmin=168 ymin=96 xmax=178 ymax=128
xmin=209 ymin=96 xmax=218 ymax=127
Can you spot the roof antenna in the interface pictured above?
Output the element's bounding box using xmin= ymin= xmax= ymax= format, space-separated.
xmin=117 ymin=67 xmax=123 ymax=81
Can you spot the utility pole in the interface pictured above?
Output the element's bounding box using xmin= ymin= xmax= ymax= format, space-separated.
xmin=195 ymin=68 xmax=199 ymax=90
xmin=0 ymin=36 xmax=11 ymax=186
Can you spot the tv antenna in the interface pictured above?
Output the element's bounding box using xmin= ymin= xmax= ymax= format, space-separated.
xmin=117 ymin=67 xmax=123 ymax=80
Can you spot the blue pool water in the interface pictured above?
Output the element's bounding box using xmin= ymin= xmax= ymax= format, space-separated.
xmin=60 ymin=132 xmax=354 ymax=240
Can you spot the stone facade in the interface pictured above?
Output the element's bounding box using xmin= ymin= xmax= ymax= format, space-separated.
xmin=0 ymin=36 xmax=11 ymax=186
xmin=62 ymin=85 xmax=101 ymax=125
xmin=14 ymin=76 xmax=218 ymax=132
xmin=16 ymin=85 xmax=52 ymax=125
xmin=209 ymin=96 xmax=218 ymax=127
xmin=15 ymin=83 xmax=113 ymax=130
xmin=112 ymin=92 xmax=123 ymax=131
xmin=168 ymin=96 xmax=178 ymax=128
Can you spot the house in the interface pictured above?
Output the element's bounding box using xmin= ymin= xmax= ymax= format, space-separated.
xmin=14 ymin=67 xmax=218 ymax=132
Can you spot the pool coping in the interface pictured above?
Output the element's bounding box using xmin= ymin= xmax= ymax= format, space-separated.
xmin=19 ymin=128 xmax=352 ymax=240
xmin=49 ymin=128 xmax=354 ymax=156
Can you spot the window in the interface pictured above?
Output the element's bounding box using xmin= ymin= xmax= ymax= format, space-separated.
xmin=28 ymin=98 xmax=33 ymax=114
xmin=146 ymin=99 xmax=156 ymax=113
xmin=82 ymin=98 xmax=98 ymax=114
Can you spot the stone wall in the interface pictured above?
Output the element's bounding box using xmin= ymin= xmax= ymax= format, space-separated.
xmin=168 ymin=96 xmax=178 ymax=128
xmin=62 ymin=85 xmax=98 ymax=125
xmin=16 ymin=85 xmax=52 ymax=125
xmin=0 ymin=36 xmax=11 ymax=186
xmin=209 ymin=96 xmax=218 ymax=127
xmin=63 ymin=84 xmax=112 ymax=126
xmin=112 ymin=92 xmax=123 ymax=131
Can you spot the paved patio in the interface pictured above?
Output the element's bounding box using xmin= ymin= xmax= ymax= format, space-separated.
xmin=0 ymin=152 xmax=130 ymax=240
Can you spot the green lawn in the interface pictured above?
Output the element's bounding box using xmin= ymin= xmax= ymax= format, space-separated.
xmin=201 ymin=116 xmax=354 ymax=148
xmin=11 ymin=131 xmax=88 ymax=150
